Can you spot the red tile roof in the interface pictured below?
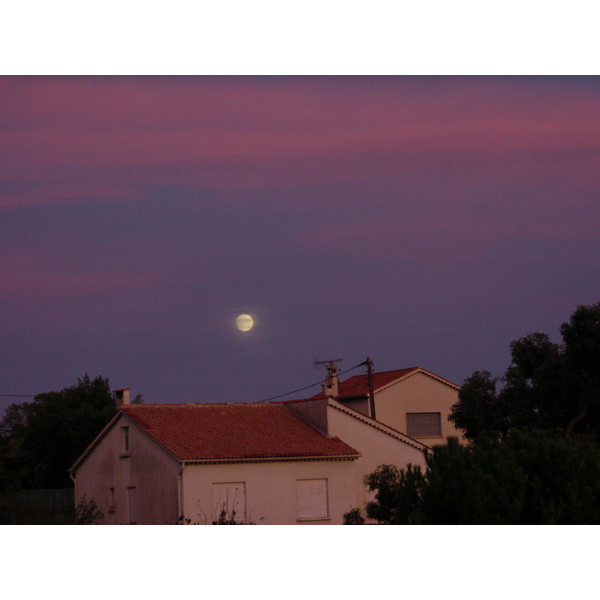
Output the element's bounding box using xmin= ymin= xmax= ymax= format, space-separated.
xmin=311 ymin=367 xmax=421 ymax=399
xmin=121 ymin=403 xmax=359 ymax=462
xmin=311 ymin=366 xmax=460 ymax=400
xmin=339 ymin=367 xmax=421 ymax=398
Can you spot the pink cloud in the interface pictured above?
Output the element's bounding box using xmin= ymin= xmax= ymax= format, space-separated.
xmin=1 ymin=77 xmax=599 ymax=210
xmin=0 ymin=183 xmax=142 ymax=209
xmin=0 ymin=250 xmax=163 ymax=300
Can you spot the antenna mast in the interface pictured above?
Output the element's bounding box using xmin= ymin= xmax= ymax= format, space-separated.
xmin=366 ymin=357 xmax=376 ymax=419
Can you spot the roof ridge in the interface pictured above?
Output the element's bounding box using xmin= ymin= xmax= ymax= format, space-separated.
xmin=122 ymin=401 xmax=287 ymax=408
xmin=336 ymin=365 xmax=460 ymax=398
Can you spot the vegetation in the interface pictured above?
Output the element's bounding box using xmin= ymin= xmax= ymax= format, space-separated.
xmin=355 ymin=430 xmax=600 ymax=524
xmin=0 ymin=490 xmax=103 ymax=524
xmin=212 ymin=506 xmax=239 ymax=525
xmin=349 ymin=301 xmax=600 ymax=525
xmin=449 ymin=302 xmax=600 ymax=442
xmin=211 ymin=503 xmax=256 ymax=524
xmin=73 ymin=495 xmax=104 ymax=525
xmin=342 ymin=507 xmax=365 ymax=525
xmin=0 ymin=374 xmax=116 ymax=491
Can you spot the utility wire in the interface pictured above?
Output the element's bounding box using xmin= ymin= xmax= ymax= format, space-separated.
xmin=1 ymin=360 xmax=372 ymax=403
xmin=256 ymin=361 xmax=365 ymax=402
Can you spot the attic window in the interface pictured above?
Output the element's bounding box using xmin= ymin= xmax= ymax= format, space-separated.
xmin=406 ymin=412 xmax=442 ymax=437
xmin=121 ymin=426 xmax=130 ymax=453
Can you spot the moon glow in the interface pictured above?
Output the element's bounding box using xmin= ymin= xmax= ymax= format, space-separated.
xmin=236 ymin=314 xmax=254 ymax=332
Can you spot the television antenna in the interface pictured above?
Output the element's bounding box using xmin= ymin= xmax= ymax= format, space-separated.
xmin=313 ymin=357 xmax=343 ymax=369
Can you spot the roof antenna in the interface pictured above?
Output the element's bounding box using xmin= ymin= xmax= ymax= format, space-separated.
xmin=313 ymin=357 xmax=343 ymax=368
xmin=314 ymin=358 xmax=343 ymax=399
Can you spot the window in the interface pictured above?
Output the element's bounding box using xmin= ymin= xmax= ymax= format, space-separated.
xmin=127 ymin=487 xmax=137 ymax=524
xmin=297 ymin=479 xmax=328 ymax=520
xmin=213 ymin=482 xmax=246 ymax=523
xmin=108 ymin=487 xmax=115 ymax=513
xmin=121 ymin=426 xmax=130 ymax=453
xmin=406 ymin=412 xmax=442 ymax=437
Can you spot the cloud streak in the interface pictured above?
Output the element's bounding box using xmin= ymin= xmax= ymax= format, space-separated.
xmin=2 ymin=77 xmax=599 ymax=208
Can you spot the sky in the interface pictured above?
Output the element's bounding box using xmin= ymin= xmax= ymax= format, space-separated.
xmin=1 ymin=75 xmax=599 ymax=413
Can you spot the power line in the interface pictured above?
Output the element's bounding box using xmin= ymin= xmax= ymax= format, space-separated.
xmin=256 ymin=361 xmax=365 ymax=402
xmin=0 ymin=360 xmax=371 ymax=404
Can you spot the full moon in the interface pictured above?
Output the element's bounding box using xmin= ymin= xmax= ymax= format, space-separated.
xmin=236 ymin=314 xmax=254 ymax=332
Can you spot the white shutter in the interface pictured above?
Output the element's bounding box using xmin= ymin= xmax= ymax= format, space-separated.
xmin=406 ymin=412 xmax=442 ymax=437
xmin=297 ymin=479 xmax=328 ymax=520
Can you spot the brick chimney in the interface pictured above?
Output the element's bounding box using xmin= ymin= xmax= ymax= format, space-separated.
xmin=321 ymin=362 xmax=339 ymax=398
xmin=114 ymin=388 xmax=131 ymax=409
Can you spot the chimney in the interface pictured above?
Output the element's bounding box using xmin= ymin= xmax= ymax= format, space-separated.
xmin=114 ymin=388 xmax=131 ymax=409
xmin=321 ymin=362 xmax=339 ymax=398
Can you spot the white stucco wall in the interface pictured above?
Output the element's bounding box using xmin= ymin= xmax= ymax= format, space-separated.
xmin=373 ymin=372 xmax=463 ymax=444
xmin=72 ymin=414 xmax=181 ymax=524
xmin=326 ymin=401 xmax=428 ymax=509
xmin=180 ymin=458 xmax=357 ymax=525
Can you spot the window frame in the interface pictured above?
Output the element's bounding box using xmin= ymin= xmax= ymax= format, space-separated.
xmin=108 ymin=487 xmax=115 ymax=513
xmin=120 ymin=426 xmax=130 ymax=455
xmin=406 ymin=412 xmax=442 ymax=438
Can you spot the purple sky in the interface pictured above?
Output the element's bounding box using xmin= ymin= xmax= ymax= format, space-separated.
xmin=1 ymin=76 xmax=599 ymax=413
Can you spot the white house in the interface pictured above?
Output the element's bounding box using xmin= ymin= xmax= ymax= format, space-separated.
xmin=70 ymin=397 xmax=429 ymax=525
xmin=313 ymin=363 xmax=463 ymax=446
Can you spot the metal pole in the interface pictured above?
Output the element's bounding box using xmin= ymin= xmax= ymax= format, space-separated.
xmin=366 ymin=357 xmax=376 ymax=419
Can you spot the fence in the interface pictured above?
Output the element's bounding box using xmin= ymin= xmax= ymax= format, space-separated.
xmin=0 ymin=488 xmax=75 ymax=524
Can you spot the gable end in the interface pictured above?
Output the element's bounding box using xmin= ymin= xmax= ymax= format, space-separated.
xmin=328 ymin=399 xmax=430 ymax=452
xmin=375 ymin=367 xmax=460 ymax=395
